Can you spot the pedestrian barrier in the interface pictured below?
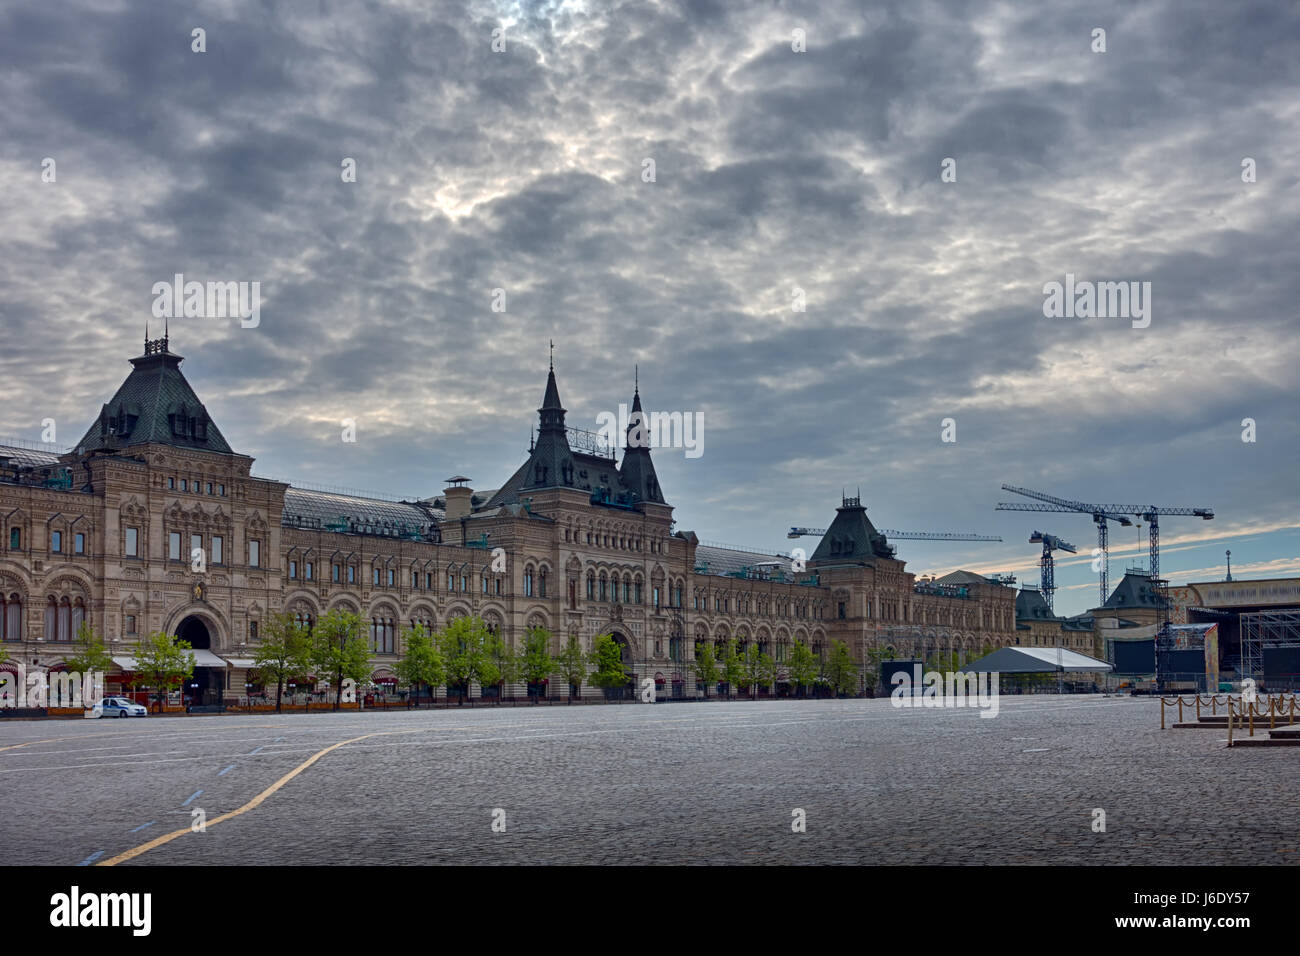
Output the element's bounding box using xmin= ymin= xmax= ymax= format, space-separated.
xmin=1159 ymin=692 xmax=1298 ymax=730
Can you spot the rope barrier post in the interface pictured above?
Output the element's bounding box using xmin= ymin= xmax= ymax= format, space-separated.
xmin=1249 ymin=700 xmax=1254 ymax=737
xmin=1160 ymin=697 xmax=1166 ymax=731
xmin=1270 ymin=698 xmax=1276 ymax=730
xmin=1196 ymin=696 xmax=1201 ymax=719
xmin=1227 ymin=699 xmax=1234 ymax=747
xmin=1212 ymin=695 xmax=1218 ymax=715
xmin=1178 ymin=697 xmax=1184 ymax=722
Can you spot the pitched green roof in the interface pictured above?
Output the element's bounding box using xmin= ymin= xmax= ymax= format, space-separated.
xmin=74 ymin=341 xmax=234 ymax=455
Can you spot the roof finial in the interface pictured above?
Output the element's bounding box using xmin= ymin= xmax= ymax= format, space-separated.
xmin=549 ymin=339 xmax=554 ymax=371
xmin=635 ymin=364 xmax=639 ymax=394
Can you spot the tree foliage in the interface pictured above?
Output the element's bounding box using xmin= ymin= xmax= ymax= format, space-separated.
xmin=825 ymin=639 xmax=859 ymax=696
xmin=587 ymin=633 xmax=627 ymax=689
xmin=554 ymin=635 xmax=589 ymax=699
xmin=787 ymin=639 xmax=818 ymax=691
xmin=692 ymin=641 xmax=720 ymax=696
xmin=309 ymin=609 xmax=371 ymax=710
xmin=253 ymin=611 xmax=312 ymax=712
xmin=133 ymin=631 xmax=196 ymax=710
xmin=394 ymin=623 xmax=445 ymax=706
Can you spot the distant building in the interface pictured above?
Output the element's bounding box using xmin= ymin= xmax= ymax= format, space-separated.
xmin=0 ymin=333 xmax=1019 ymax=703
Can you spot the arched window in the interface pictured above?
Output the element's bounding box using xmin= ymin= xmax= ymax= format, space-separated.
xmin=599 ymin=574 xmax=608 ymax=602
xmin=524 ymin=568 xmax=534 ymax=597
xmin=44 ymin=597 xmax=56 ymax=641
xmin=538 ymin=568 xmax=547 ymax=599
xmin=71 ymin=598 xmax=85 ymax=638
xmin=586 ymin=573 xmax=595 ymax=600
xmin=1 ymin=594 xmax=21 ymax=641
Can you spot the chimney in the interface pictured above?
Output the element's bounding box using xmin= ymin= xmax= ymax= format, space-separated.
xmin=443 ymin=476 xmax=473 ymax=522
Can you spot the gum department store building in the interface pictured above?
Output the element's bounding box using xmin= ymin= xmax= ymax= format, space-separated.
xmin=0 ymin=334 xmax=1023 ymax=705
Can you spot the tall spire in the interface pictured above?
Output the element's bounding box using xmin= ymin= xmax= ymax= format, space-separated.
xmin=618 ymin=370 xmax=665 ymax=504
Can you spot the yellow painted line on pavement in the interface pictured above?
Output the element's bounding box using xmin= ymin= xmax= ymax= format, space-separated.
xmin=97 ymin=728 xmax=428 ymax=866
xmin=0 ymin=735 xmax=76 ymax=753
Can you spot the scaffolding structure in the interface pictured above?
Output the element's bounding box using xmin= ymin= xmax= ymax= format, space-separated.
xmin=1240 ymin=609 xmax=1300 ymax=680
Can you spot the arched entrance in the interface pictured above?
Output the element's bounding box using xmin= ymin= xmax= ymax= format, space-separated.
xmin=177 ymin=615 xmax=222 ymax=706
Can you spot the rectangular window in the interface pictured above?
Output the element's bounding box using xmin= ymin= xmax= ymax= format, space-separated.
xmin=539 ymin=575 xmax=546 ymax=598
xmin=218 ymin=484 xmax=225 ymax=496
xmin=347 ymin=565 xmax=355 ymax=583
xmin=168 ymin=477 xmax=175 ymax=490
xmin=412 ymin=571 xmax=419 ymax=589
xmin=448 ymin=571 xmax=455 ymax=591
xmin=51 ymin=530 xmax=62 ymax=552
xmin=169 ymin=532 xmax=181 ymax=560
xmin=125 ymin=614 xmax=137 ymax=635
xmin=426 ymin=573 xmax=432 ymax=590
xmin=181 ymin=479 xmax=188 ymax=492
xmin=189 ymin=534 xmax=202 ymax=564
xmin=495 ymin=578 xmax=502 ymax=595
xmin=249 ymin=621 xmax=258 ymax=640
xmin=333 ymin=564 xmax=341 ymax=582
xmin=305 ymin=562 xmax=313 ymax=580
xmin=206 ymin=482 xmax=213 ymax=495
xmin=74 ymin=532 xmax=85 ymax=554
xmin=249 ymin=540 xmax=260 ymax=567
xmin=654 ymin=587 xmax=660 ymax=607
xmin=125 ymin=527 xmax=138 ymax=557
xmin=482 ymin=576 xmax=488 ymax=594
xmin=387 ymin=569 xmax=394 ymax=587
xmin=461 ymin=574 xmax=467 ymax=592
xmin=8 ymin=528 xmax=19 ymax=550
xmin=212 ymin=535 xmax=223 ymax=565
xmin=373 ymin=567 xmax=380 ymax=586
xmin=290 ymin=560 xmax=298 ymax=579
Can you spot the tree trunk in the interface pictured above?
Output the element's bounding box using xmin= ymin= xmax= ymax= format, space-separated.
xmin=334 ymin=669 xmax=343 ymax=710
xmin=276 ymin=678 xmax=283 ymax=713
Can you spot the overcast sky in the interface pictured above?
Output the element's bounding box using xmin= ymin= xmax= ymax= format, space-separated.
xmin=2 ymin=0 xmax=1297 ymax=616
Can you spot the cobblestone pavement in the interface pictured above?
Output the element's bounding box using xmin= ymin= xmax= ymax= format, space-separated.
xmin=2 ymin=695 xmax=1297 ymax=865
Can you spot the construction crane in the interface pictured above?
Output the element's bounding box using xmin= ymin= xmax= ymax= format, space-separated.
xmin=787 ymin=527 xmax=1002 ymax=542
xmin=1078 ymin=502 xmax=1214 ymax=586
xmin=1029 ymin=531 xmax=1076 ymax=614
xmin=996 ymin=485 xmax=1133 ymax=607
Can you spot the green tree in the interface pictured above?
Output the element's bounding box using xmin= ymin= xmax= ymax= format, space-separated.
xmin=740 ymin=643 xmax=765 ymax=699
xmin=253 ymin=611 xmax=312 ymax=713
xmin=721 ymin=638 xmax=744 ymax=699
xmin=483 ymin=632 xmax=520 ymax=701
xmin=518 ymin=627 xmax=554 ymax=700
xmin=394 ymin=623 xmax=444 ymax=708
xmin=309 ymin=609 xmax=371 ymax=710
xmin=692 ymin=641 xmax=720 ymax=698
xmin=65 ymin=620 xmax=113 ymax=680
xmin=437 ymin=616 xmax=492 ymax=703
xmin=554 ymin=635 xmax=589 ymax=701
xmin=787 ymin=639 xmax=817 ymax=696
xmin=825 ymin=639 xmax=859 ymax=697
xmin=587 ymin=633 xmax=627 ymax=693
xmin=758 ymin=651 xmax=777 ymax=697
xmin=133 ymin=631 xmax=196 ymax=712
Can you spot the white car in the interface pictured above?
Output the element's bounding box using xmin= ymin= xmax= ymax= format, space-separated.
xmin=87 ymin=697 xmax=148 ymax=718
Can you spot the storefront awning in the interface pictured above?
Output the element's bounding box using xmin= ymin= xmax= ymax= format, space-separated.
xmin=190 ymin=649 xmax=228 ymax=667
xmin=223 ymin=657 xmax=258 ymax=668
xmin=111 ymin=655 xmax=138 ymax=671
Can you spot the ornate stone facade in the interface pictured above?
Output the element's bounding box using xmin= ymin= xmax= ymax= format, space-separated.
xmin=0 ymin=335 xmax=1019 ymax=702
